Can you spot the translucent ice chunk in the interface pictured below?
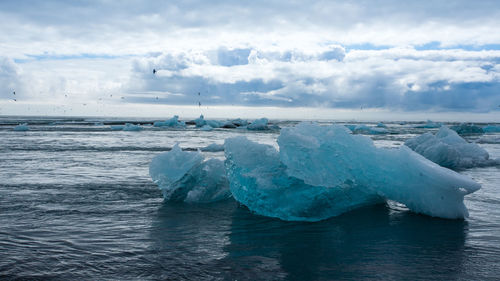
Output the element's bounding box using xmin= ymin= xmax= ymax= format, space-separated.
xmin=224 ymin=123 xmax=480 ymax=221
xmin=405 ymin=126 xmax=498 ymax=169
xmin=224 ymin=136 xmax=383 ymax=221
xmin=149 ymin=144 xmax=230 ymax=203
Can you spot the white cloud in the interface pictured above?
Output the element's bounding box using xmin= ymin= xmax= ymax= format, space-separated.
xmin=1 ymin=1 xmax=500 ymax=115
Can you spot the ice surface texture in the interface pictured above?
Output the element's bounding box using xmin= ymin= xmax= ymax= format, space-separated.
xmin=405 ymin=126 xmax=499 ymax=169
xmin=149 ymin=144 xmax=230 ymax=203
xmin=225 ymin=123 xmax=481 ymax=220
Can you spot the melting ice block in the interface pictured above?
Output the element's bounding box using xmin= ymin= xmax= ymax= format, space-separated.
xmin=225 ymin=123 xmax=481 ymax=221
xmin=149 ymin=144 xmax=230 ymax=203
xmin=405 ymin=126 xmax=498 ymax=169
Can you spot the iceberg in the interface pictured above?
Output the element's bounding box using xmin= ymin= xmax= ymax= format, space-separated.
xmin=483 ymin=125 xmax=500 ymax=133
xmin=376 ymin=122 xmax=388 ymax=128
xmin=153 ymin=115 xmax=186 ymax=128
xmin=13 ymin=123 xmax=29 ymax=131
xmin=225 ymin=123 xmax=480 ymax=220
xmin=450 ymin=123 xmax=484 ymax=135
xmin=405 ymin=126 xmax=499 ymax=169
xmin=149 ymin=144 xmax=230 ymax=203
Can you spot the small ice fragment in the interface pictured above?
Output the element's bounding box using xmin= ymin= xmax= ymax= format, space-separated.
xmin=13 ymin=123 xmax=29 ymax=131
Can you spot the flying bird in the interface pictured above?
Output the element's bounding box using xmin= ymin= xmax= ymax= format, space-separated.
xmin=153 ymin=69 xmax=156 ymax=74
xmin=13 ymin=91 xmax=15 ymax=95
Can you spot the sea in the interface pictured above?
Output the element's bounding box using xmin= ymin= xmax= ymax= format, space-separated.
xmin=0 ymin=116 xmax=499 ymax=280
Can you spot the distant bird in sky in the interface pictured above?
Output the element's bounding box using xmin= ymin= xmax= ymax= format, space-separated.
xmin=13 ymin=99 xmax=16 ymax=101
xmin=13 ymin=91 xmax=15 ymax=95
xmin=155 ymin=96 xmax=158 ymax=100
xmin=198 ymin=101 xmax=201 ymax=107
xmin=153 ymin=69 xmax=156 ymax=74
xmin=121 ymin=97 xmax=125 ymax=99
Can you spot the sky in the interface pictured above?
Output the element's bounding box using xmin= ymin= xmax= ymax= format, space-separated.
xmin=1 ymin=0 xmax=500 ymax=120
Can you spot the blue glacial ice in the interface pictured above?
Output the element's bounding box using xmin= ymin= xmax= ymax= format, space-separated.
xmin=122 ymin=123 xmax=143 ymax=131
xmin=247 ymin=118 xmax=270 ymax=130
xmin=193 ymin=115 xmax=207 ymax=127
xmin=200 ymin=125 xmax=213 ymax=131
xmin=149 ymin=144 xmax=230 ymax=203
xmin=201 ymin=143 xmax=224 ymax=152
xmin=13 ymin=123 xmax=29 ymax=131
xmin=153 ymin=115 xmax=186 ymax=128
xmin=450 ymin=123 xmax=484 ymax=135
xmin=225 ymin=123 xmax=481 ymax=220
xmin=483 ymin=125 xmax=500 ymax=133
xmin=349 ymin=124 xmax=388 ymax=134
xmin=224 ymin=136 xmax=383 ymax=221
xmin=405 ymin=126 xmax=499 ymax=169
xmin=414 ymin=120 xmax=442 ymax=128
xmin=110 ymin=125 xmax=125 ymax=131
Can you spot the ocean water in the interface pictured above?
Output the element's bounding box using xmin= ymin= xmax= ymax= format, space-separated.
xmin=0 ymin=116 xmax=499 ymax=280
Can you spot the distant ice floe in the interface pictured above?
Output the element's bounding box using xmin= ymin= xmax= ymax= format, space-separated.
xmin=122 ymin=123 xmax=143 ymax=131
xmin=483 ymin=125 xmax=500 ymax=133
xmin=201 ymin=143 xmax=224 ymax=152
xmin=405 ymin=126 xmax=499 ymax=169
xmin=414 ymin=120 xmax=442 ymax=128
xmin=153 ymin=115 xmax=186 ymax=128
xmin=450 ymin=123 xmax=484 ymax=135
xmin=346 ymin=124 xmax=389 ymax=135
xmin=110 ymin=123 xmax=142 ymax=131
xmin=150 ymin=122 xmax=482 ymax=221
xmin=13 ymin=123 xmax=29 ymax=131
xmin=149 ymin=144 xmax=230 ymax=203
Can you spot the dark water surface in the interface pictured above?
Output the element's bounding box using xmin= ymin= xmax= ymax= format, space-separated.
xmin=1 ymin=117 xmax=499 ymax=280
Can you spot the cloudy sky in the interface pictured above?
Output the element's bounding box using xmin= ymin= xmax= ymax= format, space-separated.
xmin=1 ymin=0 xmax=500 ymax=119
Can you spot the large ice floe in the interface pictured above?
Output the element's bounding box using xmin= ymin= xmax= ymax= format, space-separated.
xmin=225 ymin=123 xmax=480 ymax=221
xmin=149 ymin=144 xmax=230 ymax=203
xmin=405 ymin=126 xmax=499 ymax=169
xmin=150 ymin=123 xmax=482 ymax=221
